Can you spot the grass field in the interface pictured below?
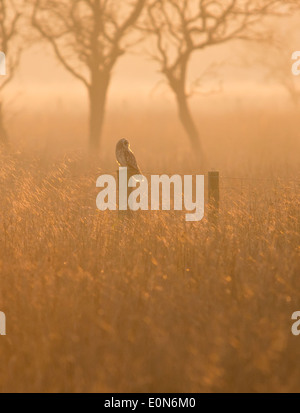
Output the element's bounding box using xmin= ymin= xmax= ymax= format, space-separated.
xmin=0 ymin=106 xmax=299 ymax=392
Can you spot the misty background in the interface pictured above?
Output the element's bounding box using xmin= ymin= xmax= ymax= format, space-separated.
xmin=9 ymin=15 xmax=300 ymax=113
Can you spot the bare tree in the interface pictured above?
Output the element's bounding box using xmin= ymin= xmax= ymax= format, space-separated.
xmin=32 ymin=0 xmax=146 ymax=152
xmin=142 ymin=0 xmax=295 ymax=161
xmin=0 ymin=0 xmax=22 ymax=147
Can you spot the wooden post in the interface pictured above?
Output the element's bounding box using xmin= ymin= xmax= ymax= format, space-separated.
xmin=117 ymin=167 xmax=135 ymax=219
xmin=208 ymin=171 xmax=220 ymax=222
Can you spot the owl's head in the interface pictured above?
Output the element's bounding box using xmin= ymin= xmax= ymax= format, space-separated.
xmin=116 ymin=138 xmax=130 ymax=155
xmin=120 ymin=138 xmax=129 ymax=147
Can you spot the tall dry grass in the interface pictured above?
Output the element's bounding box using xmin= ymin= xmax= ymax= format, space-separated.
xmin=0 ymin=106 xmax=299 ymax=392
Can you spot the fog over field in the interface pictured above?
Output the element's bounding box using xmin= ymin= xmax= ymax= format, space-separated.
xmin=0 ymin=0 xmax=299 ymax=393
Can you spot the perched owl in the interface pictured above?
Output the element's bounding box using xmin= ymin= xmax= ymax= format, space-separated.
xmin=115 ymin=138 xmax=142 ymax=175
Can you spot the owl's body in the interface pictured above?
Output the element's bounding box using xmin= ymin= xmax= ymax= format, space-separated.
xmin=116 ymin=138 xmax=141 ymax=175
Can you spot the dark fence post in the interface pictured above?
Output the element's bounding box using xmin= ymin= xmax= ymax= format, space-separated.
xmin=208 ymin=171 xmax=220 ymax=222
xmin=117 ymin=167 xmax=135 ymax=219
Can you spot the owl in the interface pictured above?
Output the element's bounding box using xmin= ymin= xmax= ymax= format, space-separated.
xmin=115 ymin=138 xmax=142 ymax=175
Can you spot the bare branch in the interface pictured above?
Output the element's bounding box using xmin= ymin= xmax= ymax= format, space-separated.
xmin=32 ymin=0 xmax=146 ymax=87
xmin=141 ymin=0 xmax=297 ymax=94
xmin=0 ymin=0 xmax=23 ymax=93
xmin=31 ymin=0 xmax=146 ymax=149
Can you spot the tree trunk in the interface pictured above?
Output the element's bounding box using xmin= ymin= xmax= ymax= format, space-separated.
xmin=88 ymin=73 xmax=110 ymax=153
xmin=175 ymin=90 xmax=205 ymax=160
